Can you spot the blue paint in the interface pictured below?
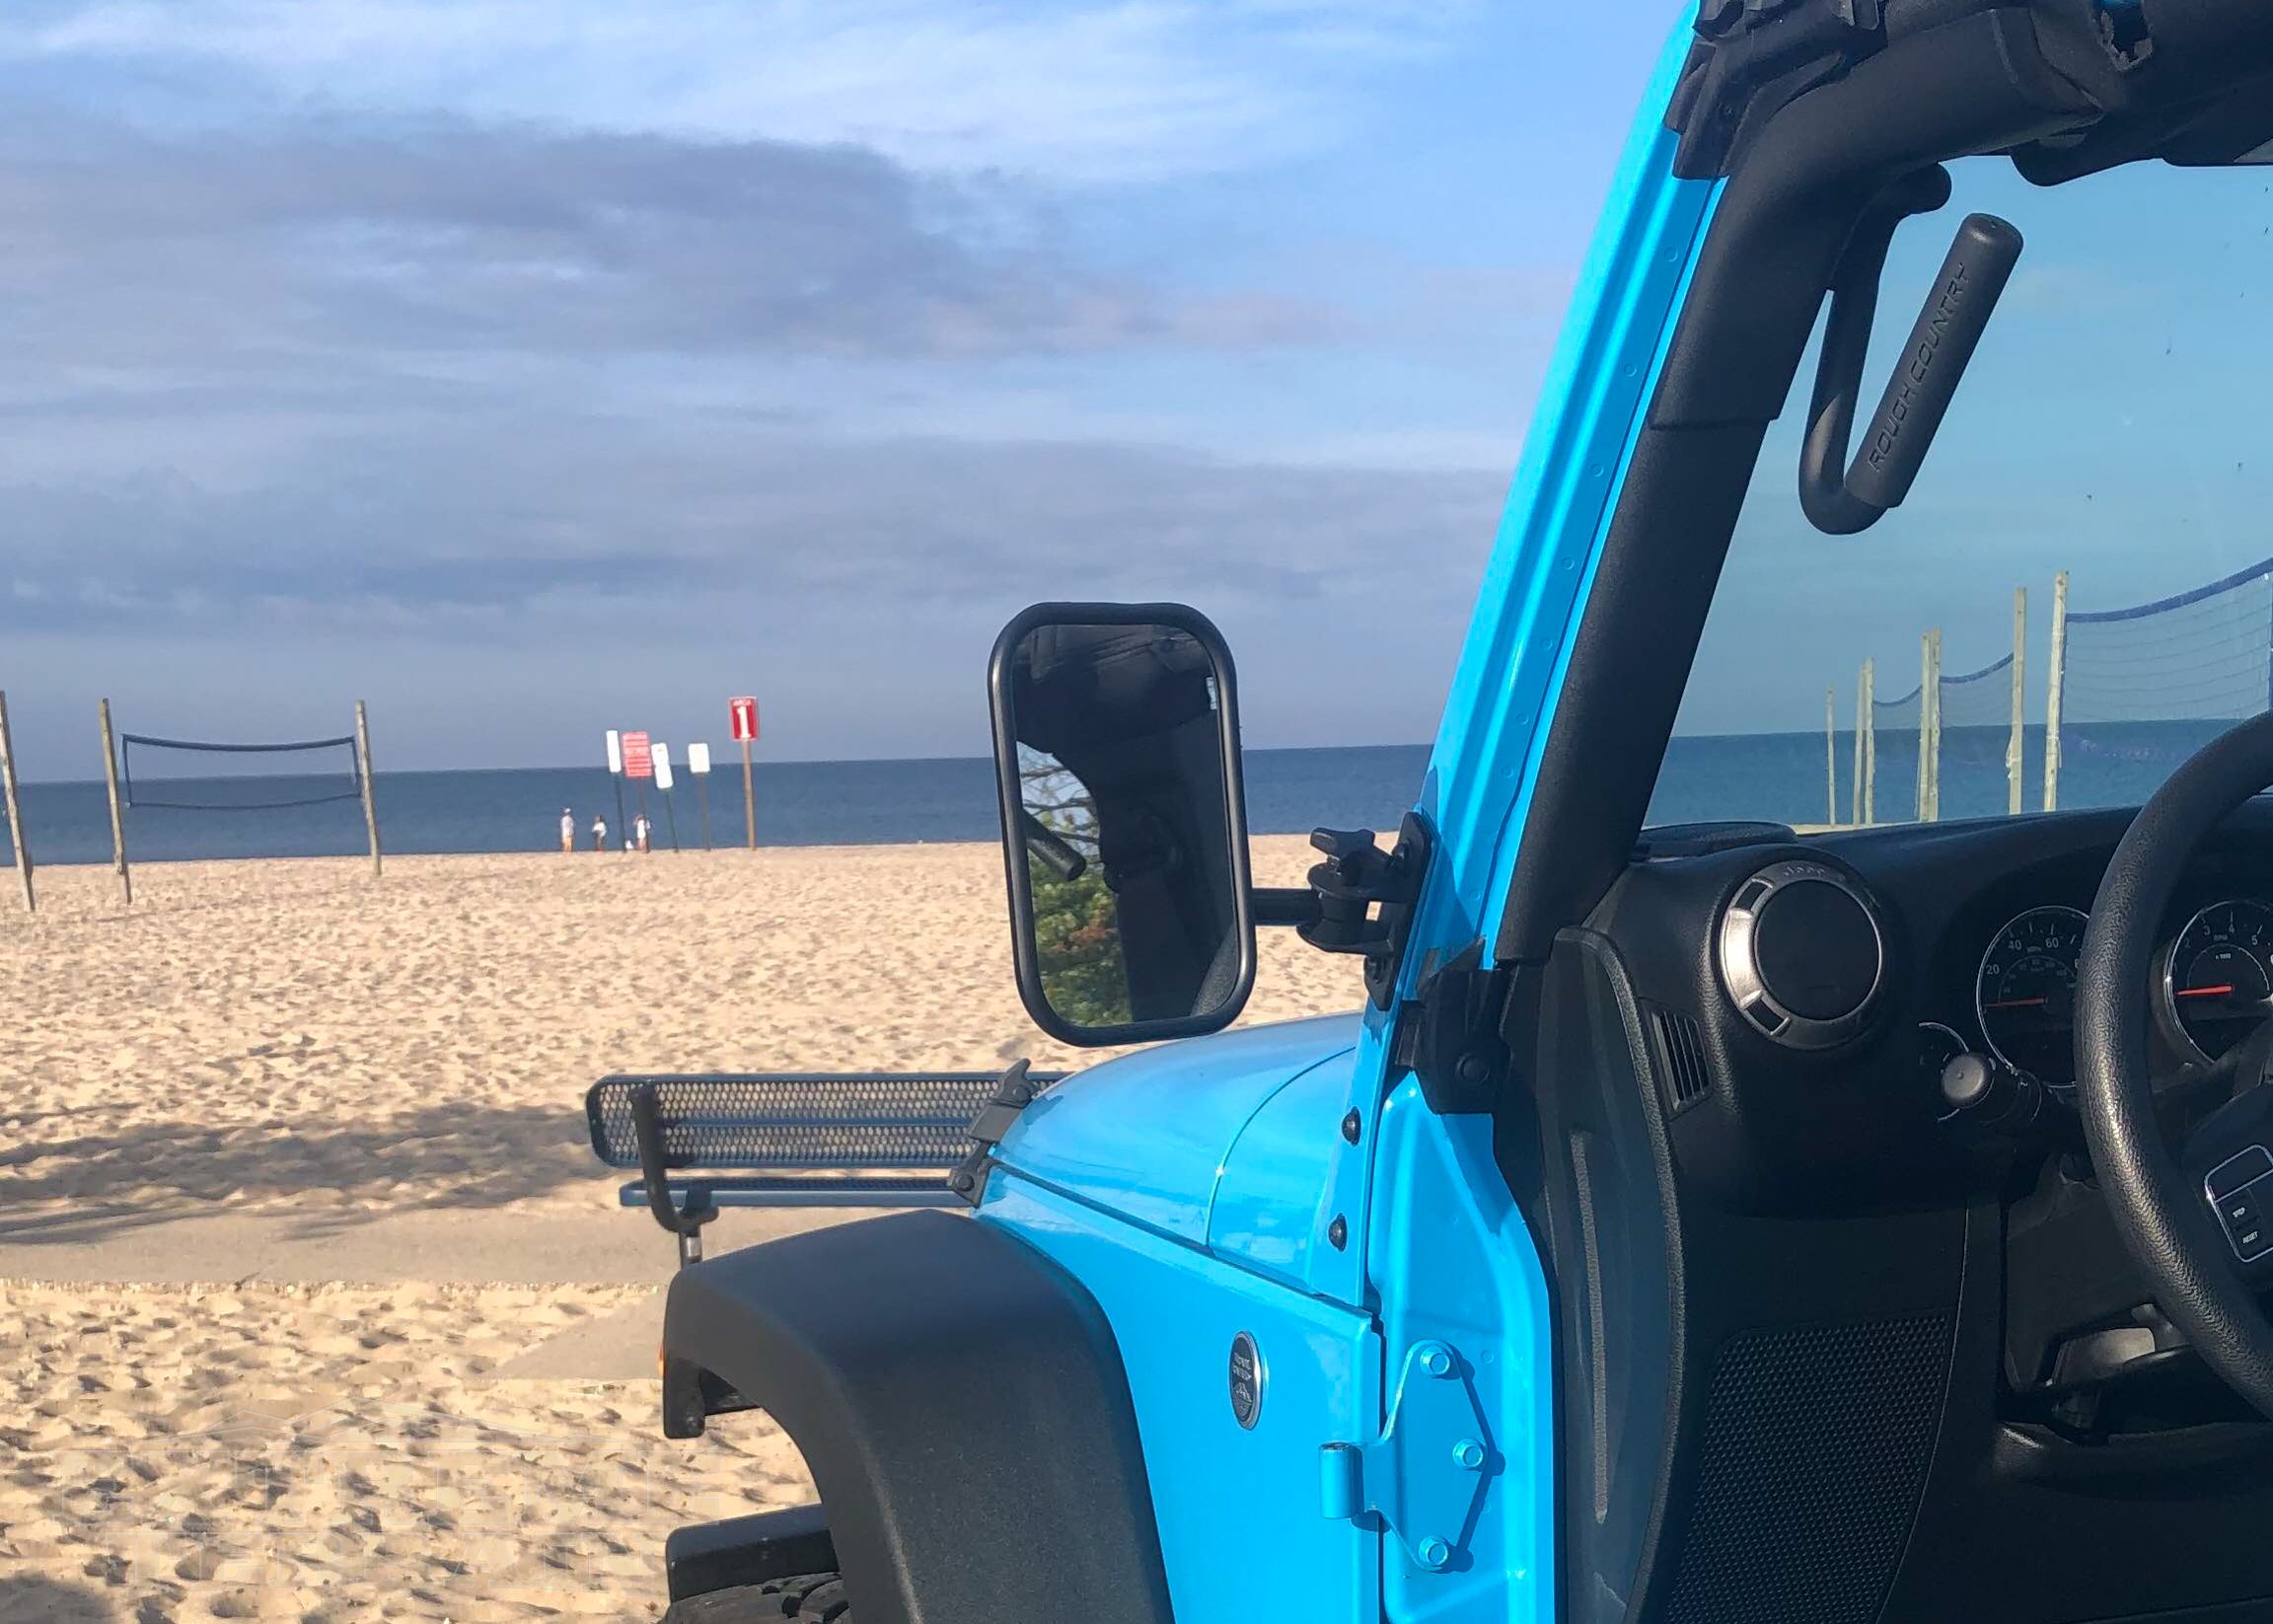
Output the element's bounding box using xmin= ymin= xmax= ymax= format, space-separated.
xmin=1367 ymin=1080 xmax=1559 ymax=1624
xmin=1281 ymin=17 xmax=1721 ymax=1321
xmin=993 ymin=1013 xmax=1358 ymax=1247
xmin=982 ymin=1173 xmax=1383 ymax=1624
xmin=977 ymin=19 xmax=1717 ymax=1624
xmin=1208 ymin=1041 xmax=1363 ymax=1293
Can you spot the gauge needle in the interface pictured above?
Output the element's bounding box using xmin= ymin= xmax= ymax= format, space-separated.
xmin=1984 ymin=997 xmax=2051 ymax=1010
xmin=2176 ymin=985 xmax=2239 ymax=999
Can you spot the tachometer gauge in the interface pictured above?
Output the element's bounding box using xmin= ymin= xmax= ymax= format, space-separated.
xmin=2161 ymin=900 xmax=2273 ymax=1066
xmin=1977 ymin=905 xmax=2089 ymax=1091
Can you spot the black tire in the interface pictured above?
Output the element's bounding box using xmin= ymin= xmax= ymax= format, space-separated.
xmin=661 ymin=1574 xmax=851 ymax=1623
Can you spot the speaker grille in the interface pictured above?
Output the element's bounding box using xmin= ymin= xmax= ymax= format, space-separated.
xmin=1662 ymin=1313 xmax=1953 ymax=1624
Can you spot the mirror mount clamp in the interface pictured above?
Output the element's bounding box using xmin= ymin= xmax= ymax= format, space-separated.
xmin=1299 ymin=814 xmax=1431 ymax=1009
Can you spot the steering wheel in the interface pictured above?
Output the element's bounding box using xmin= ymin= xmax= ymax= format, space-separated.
xmin=2078 ymin=709 xmax=2273 ymax=1418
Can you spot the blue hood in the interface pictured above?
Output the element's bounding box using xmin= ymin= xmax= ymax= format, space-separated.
xmin=991 ymin=1013 xmax=1360 ymax=1252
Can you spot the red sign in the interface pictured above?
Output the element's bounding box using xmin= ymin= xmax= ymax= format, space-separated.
xmin=622 ymin=730 xmax=654 ymax=779
xmin=729 ymin=697 xmax=760 ymax=744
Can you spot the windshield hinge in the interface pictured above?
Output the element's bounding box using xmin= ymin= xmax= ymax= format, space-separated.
xmin=1298 ymin=813 xmax=1431 ymax=1009
xmin=1394 ymin=942 xmax=1515 ymax=1115
xmin=947 ymin=1060 xmax=1040 ymax=1208
xmin=1319 ymin=1340 xmax=1495 ymax=1575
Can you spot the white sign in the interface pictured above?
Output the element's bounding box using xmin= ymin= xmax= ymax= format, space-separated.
xmin=688 ymin=742 xmax=712 ymax=775
xmin=654 ymin=742 xmax=676 ymax=791
xmin=605 ymin=729 xmax=623 ymax=775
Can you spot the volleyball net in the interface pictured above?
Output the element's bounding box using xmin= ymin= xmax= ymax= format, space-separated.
xmin=94 ymin=701 xmax=382 ymax=901
xmin=119 ymin=731 xmax=364 ymax=812
xmin=2061 ymin=558 xmax=2273 ymax=726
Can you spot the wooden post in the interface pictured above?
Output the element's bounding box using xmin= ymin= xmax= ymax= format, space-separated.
xmin=2007 ymin=586 xmax=2028 ymax=817
xmin=1927 ymin=628 xmax=1944 ymax=822
xmin=1851 ymin=664 xmax=1867 ymax=827
xmin=98 ymin=698 xmax=131 ymax=907
xmin=695 ymin=772 xmax=713 ymax=850
xmin=1825 ymin=685 xmax=1838 ymax=828
xmin=0 ymin=691 xmax=33 ymax=914
xmin=741 ymin=737 xmax=756 ymax=849
xmin=2045 ymin=570 xmax=2069 ymax=812
xmin=1918 ymin=630 xmax=1943 ymax=823
xmin=1861 ymin=658 xmax=1876 ymax=827
xmin=355 ymin=700 xmax=382 ymax=878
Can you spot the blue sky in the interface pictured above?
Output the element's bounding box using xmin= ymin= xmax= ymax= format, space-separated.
xmin=0 ymin=0 xmax=1689 ymax=772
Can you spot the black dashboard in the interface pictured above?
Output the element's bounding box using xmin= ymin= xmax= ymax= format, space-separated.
xmin=1526 ymin=799 xmax=2273 ymax=1624
xmin=1585 ymin=800 xmax=2273 ymax=1217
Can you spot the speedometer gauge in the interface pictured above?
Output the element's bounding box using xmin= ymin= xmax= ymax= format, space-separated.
xmin=2161 ymin=900 xmax=2273 ymax=1065
xmin=1977 ymin=905 xmax=2089 ymax=1090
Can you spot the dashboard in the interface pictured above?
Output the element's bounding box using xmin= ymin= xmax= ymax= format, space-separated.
xmin=1971 ymin=896 xmax=2273 ymax=1093
xmin=1591 ymin=799 xmax=2273 ymax=1215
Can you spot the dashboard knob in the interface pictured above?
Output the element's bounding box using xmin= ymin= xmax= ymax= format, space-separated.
xmin=1941 ymin=1052 xmax=2043 ymax=1134
xmin=1718 ymin=858 xmax=1886 ymax=1049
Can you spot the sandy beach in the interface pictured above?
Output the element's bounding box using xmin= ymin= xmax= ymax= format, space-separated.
xmin=0 ymin=841 xmax=1363 ymax=1620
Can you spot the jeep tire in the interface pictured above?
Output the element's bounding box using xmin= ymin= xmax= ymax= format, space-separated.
xmin=660 ymin=1574 xmax=850 ymax=1622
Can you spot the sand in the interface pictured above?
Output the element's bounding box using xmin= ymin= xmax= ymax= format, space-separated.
xmin=0 ymin=841 xmax=1363 ymax=1620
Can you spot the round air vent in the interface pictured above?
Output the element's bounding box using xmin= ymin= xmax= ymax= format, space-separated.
xmin=1717 ymin=858 xmax=1884 ymax=1049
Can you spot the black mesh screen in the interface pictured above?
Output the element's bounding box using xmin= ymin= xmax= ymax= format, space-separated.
xmin=1662 ymin=1312 xmax=1953 ymax=1624
xmin=584 ymin=1072 xmax=1064 ymax=1171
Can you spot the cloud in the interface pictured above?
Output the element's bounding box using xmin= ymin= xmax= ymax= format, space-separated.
xmin=1 ymin=0 xmax=1481 ymax=185
xmin=0 ymin=111 xmax=1352 ymax=383
xmin=0 ymin=420 xmax=1503 ymax=633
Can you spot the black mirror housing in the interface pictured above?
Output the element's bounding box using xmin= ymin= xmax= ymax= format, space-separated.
xmin=988 ymin=602 xmax=1258 ymax=1048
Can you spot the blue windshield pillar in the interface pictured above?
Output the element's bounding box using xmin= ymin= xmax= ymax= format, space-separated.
xmin=1409 ymin=23 xmax=1722 ymax=978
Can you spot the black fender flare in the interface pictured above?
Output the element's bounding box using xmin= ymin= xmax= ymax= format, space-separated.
xmin=661 ymin=1209 xmax=1176 ymax=1624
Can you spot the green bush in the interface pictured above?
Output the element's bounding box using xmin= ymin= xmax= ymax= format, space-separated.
xmin=1030 ymin=856 xmax=1132 ymax=1028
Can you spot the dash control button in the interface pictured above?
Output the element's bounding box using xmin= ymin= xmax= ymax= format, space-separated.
xmin=2218 ymin=1188 xmax=2273 ymax=1263
xmin=2206 ymin=1145 xmax=2273 ymax=1200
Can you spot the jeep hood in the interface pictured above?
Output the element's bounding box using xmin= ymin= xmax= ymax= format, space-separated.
xmin=990 ymin=1012 xmax=1361 ymax=1256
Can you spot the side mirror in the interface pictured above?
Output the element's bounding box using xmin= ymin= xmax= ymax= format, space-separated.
xmin=989 ymin=603 xmax=1257 ymax=1047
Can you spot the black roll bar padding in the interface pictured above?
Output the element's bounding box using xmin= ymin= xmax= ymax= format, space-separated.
xmin=2138 ymin=0 xmax=2273 ymax=83
xmin=631 ymin=1081 xmax=718 ymax=1249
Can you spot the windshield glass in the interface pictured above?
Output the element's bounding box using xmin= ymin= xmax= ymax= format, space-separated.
xmin=1654 ymin=157 xmax=2273 ymax=831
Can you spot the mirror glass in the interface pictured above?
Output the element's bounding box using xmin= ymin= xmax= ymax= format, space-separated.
xmin=999 ymin=619 xmax=1250 ymax=1040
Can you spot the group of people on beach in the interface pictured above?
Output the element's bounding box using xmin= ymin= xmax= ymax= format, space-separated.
xmin=560 ymin=807 xmax=652 ymax=853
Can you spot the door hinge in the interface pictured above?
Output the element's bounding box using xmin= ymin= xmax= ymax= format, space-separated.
xmin=1318 ymin=1340 xmax=1494 ymax=1574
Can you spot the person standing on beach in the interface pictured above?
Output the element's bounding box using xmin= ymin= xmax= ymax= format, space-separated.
xmin=634 ymin=812 xmax=652 ymax=853
xmin=559 ymin=808 xmax=575 ymax=853
xmin=592 ymin=813 xmax=608 ymax=852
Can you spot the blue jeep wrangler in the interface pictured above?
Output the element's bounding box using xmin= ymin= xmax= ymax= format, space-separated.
xmin=628 ymin=4 xmax=2273 ymax=1619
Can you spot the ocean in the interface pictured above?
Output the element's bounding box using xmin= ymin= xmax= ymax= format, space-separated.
xmin=0 ymin=722 xmax=2238 ymax=867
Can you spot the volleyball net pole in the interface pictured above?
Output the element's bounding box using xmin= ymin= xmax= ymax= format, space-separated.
xmin=356 ymin=701 xmax=383 ymax=878
xmin=98 ymin=699 xmax=132 ymax=906
xmin=2045 ymin=571 xmax=2069 ymax=812
xmin=1824 ymin=685 xmax=1837 ymax=828
xmin=0 ymin=691 xmax=33 ymax=914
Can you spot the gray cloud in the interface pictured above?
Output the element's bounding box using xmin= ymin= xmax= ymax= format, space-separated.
xmin=0 ymin=421 xmax=1503 ymax=631
xmin=0 ymin=110 xmax=1338 ymax=374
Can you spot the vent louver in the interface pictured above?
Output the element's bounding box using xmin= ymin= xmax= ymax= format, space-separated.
xmin=1653 ymin=1005 xmax=1713 ymax=1111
